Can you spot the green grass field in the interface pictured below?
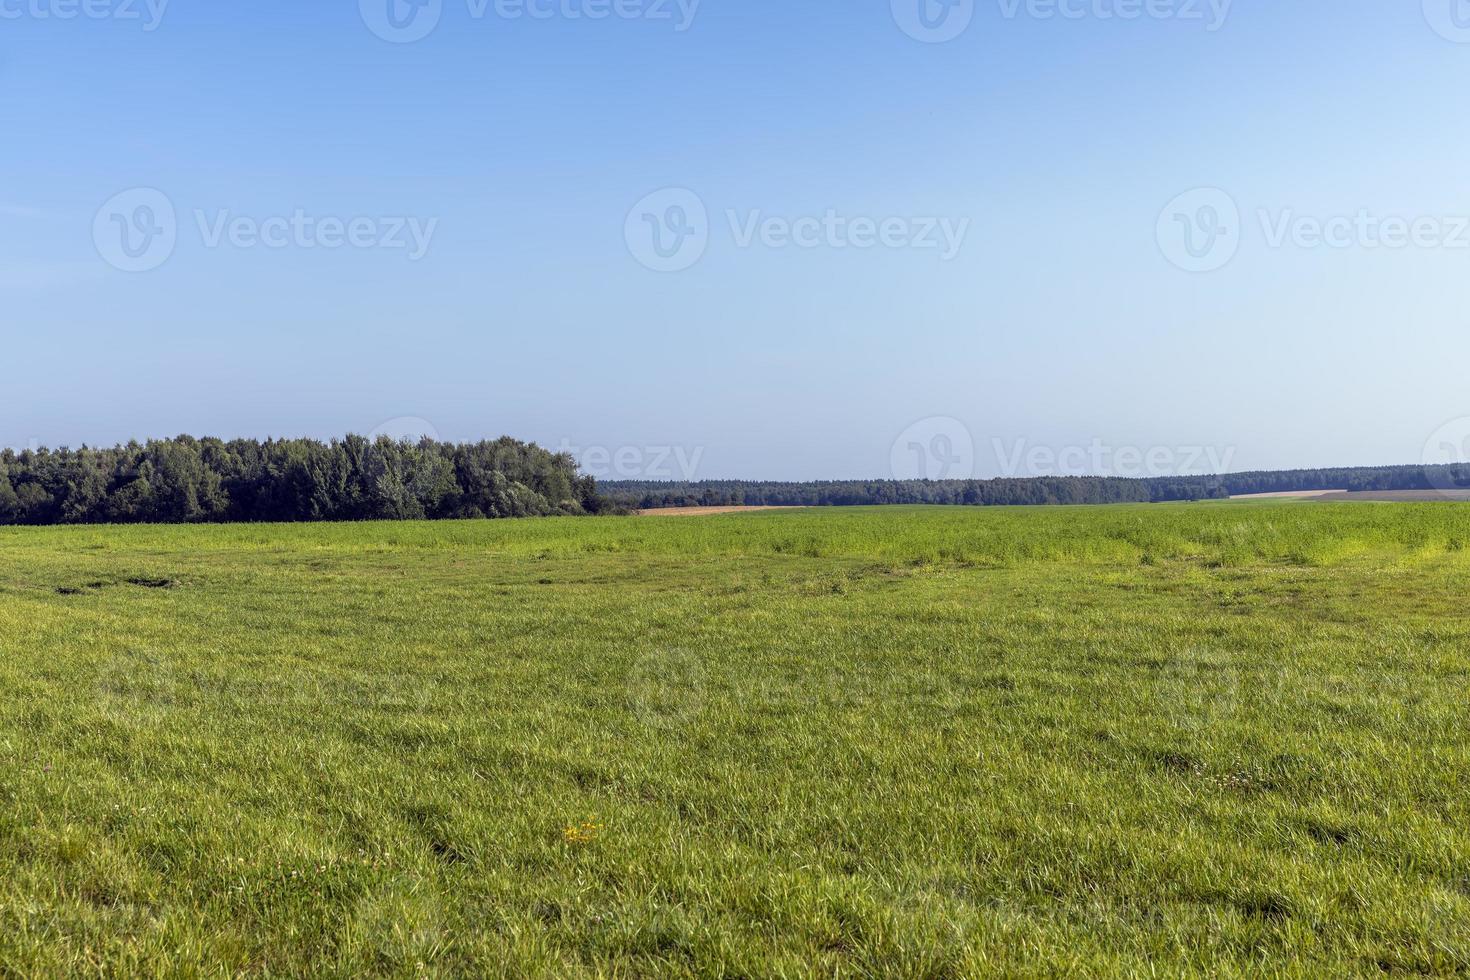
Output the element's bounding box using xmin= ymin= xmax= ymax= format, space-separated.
xmin=2 ymin=503 xmax=1468 ymax=977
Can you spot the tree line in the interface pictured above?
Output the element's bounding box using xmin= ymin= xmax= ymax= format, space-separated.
xmin=602 ymin=477 xmax=1227 ymax=509
xmin=5 ymin=438 xmax=1464 ymax=525
xmin=1209 ymin=464 xmax=1469 ymax=496
xmin=603 ymin=464 xmax=1470 ymax=510
xmin=0 ymin=435 xmax=606 ymax=525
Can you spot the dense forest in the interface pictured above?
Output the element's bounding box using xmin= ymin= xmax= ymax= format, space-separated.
xmin=604 ymin=464 xmax=1470 ymax=510
xmin=0 ymin=435 xmax=604 ymax=525
xmin=1209 ymin=465 xmax=1470 ymax=496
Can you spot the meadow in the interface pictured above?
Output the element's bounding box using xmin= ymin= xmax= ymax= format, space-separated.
xmin=1 ymin=503 xmax=1467 ymax=976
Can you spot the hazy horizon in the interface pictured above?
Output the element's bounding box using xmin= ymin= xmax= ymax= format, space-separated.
xmin=0 ymin=425 xmax=1452 ymax=487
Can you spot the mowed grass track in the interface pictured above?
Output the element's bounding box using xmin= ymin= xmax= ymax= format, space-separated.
xmin=1 ymin=504 xmax=1468 ymax=977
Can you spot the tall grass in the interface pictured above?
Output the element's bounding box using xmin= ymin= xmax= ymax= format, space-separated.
xmin=6 ymin=501 xmax=1464 ymax=567
xmin=0 ymin=502 xmax=1466 ymax=975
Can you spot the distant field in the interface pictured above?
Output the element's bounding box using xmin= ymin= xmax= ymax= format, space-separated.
xmin=1230 ymin=490 xmax=1342 ymax=500
xmin=2 ymin=504 xmax=1469 ymax=975
xmin=1230 ymin=489 xmax=1470 ymax=503
xmin=1315 ymin=490 xmax=1470 ymax=502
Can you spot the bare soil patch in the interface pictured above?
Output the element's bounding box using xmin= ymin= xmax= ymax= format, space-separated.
xmin=637 ymin=506 xmax=804 ymax=517
xmin=1230 ymin=490 xmax=1343 ymax=500
xmin=1313 ymin=490 xmax=1470 ymax=502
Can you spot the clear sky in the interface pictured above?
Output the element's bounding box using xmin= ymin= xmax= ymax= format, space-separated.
xmin=3 ymin=1 xmax=1469 ymax=481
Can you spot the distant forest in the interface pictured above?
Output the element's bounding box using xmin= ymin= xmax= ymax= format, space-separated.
xmin=605 ymin=465 xmax=1470 ymax=510
xmin=3 ymin=437 xmax=1466 ymax=526
xmin=0 ymin=435 xmax=604 ymax=525
xmin=606 ymin=477 xmax=1220 ymax=509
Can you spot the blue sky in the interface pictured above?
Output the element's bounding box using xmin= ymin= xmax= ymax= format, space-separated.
xmin=3 ymin=1 xmax=1469 ymax=481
